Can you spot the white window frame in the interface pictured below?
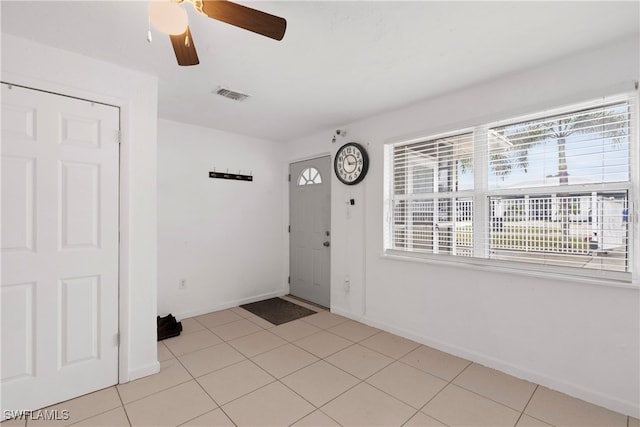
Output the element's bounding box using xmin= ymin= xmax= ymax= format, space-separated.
xmin=384 ymin=93 xmax=639 ymax=285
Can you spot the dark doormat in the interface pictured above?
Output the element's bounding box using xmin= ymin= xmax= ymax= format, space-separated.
xmin=240 ymin=297 xmax=317 ymax=326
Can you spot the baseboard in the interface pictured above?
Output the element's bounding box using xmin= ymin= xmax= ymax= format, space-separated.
xmin=124 ymin=360 xmax=160 ymax=383
xmin=330 ymin=307 xmax=361 ymax=320
xmin=355 ymin=315 xmax=639 ymax=418
xmin=172 ymin=289 xmax=287 ymax=320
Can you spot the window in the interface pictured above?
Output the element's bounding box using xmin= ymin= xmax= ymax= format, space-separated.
xmin=390 ymin=133 xmax=474 ymax=256
xmin=385 ymin=96 xmax=636 ymax=281
xmin=298 ymin=167 xmax=322 ymax=185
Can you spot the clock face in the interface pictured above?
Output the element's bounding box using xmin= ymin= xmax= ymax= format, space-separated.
xmin=334 ymin=142 xmax=369 ymax=185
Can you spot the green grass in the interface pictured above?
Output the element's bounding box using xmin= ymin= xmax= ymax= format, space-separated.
xmin=397 ymin=224 xmax=590 ymax=253
xmin=490 ymin=234 xmax=588 ymax=252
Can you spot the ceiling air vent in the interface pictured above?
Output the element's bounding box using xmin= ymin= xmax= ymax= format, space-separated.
xmin=214 ymin=87 xmax=250 ymax=102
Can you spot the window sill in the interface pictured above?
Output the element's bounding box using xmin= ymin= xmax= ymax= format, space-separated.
xmin=382 ymin=249 xmax=638 ymax=290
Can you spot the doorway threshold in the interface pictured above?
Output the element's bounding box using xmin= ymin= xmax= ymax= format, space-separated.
xmin=284 ymin=294 xmax=329 ymax=311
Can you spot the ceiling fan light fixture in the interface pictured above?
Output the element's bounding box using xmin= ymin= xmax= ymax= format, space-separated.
xmin=149 ymin=0 xmax=189 ymax=35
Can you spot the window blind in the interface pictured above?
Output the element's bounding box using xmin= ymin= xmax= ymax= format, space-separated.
xmin=390 ymin=132 xmax=474 ymax=256
xmin=386 ymin=96 xmax=635 ymax=279
xmin=486 ymin=101 xmax=632 ymax=274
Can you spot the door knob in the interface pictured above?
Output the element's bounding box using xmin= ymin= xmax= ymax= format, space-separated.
xmin=323 ymin=241 xmax=330 ymax=247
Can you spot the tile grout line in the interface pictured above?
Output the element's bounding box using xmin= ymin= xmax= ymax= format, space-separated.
xmin=57 ymin=387 xmax=128 ymax=427
xmin=113 ymin=386 xmax=133 ymax=427
xmin=254 ymin=350 xmax=320 ymax=380
xmin=226 ymin=332 xmax=290 ymax=359
xmin=242 ymin=317 xmax=367 ymax=422
xmin=286 ymin=326 xmax=419 ymax=368
xmin=119 ymin=352 xmax=212 ymax=423
xmin=187 ymin=383 xmax=238 ymax=427
xmin=395 ymin=348 xmax=475 ymax=384
xmin=190 ymin=331 xmax=295 ymax=420
xmin=286 ymin=331 xmax=358 ymax=360
xmin=162 ymin=329 xmax=227 ymax=359
xmin=275 ymin=358 xmax=360 ymax=410
xmin=234 ymin=336 xmax=353 ymax=422
xmin=323 ymin=348 xmax=394 ymax=382
xmin=363 ymin=370 xmax=442 ymax=411
xmin=416 ymin=360 xmax=537 ymax=424
xmin=117 ymin=378 xmax=195 ymax=409
xmin=189 ymin=356 xmax=248 ymax=379
xmin=393 ymin=359 xmax=450 ymax=386
xmin=298 ymin=314 xmax=351 ymax=330
xmin=401 ymin=408 xmax=425 ymax=427
xmin=514 ymin=385 xmax=559 ymax=427
xmin=446 ymin=381 xmax=532 ymax=419
xmin=274 ymin=333 xmax=421 ymax=424
xmin=117 ymin=369 xmax=193 ymax=406
xmin=207 ymin=320 xmax=268 ymax=342
xmin=171 ymin=345 xmax=239 ymax=427
xmin=174 ymin=408 xmax=231 ymax=427
xmin=268 ymin=325 xmax=322 ymax=343
xmin=413 ymin=359 xmax=474 ymax=423
xmin=440 ymin=362 xmax=536 ymax=418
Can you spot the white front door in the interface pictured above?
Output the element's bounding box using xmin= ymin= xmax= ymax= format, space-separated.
xmin=1 ymin=84 xmax=120 ymax=415
xmin=289 ymin=157 xmax=331 ymax=307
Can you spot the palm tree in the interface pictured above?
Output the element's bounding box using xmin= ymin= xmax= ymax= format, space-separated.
xmin=493 ymin=103 xmax=628 ymax=180
xmin=490 ymin=102 xmax=629 ymax=250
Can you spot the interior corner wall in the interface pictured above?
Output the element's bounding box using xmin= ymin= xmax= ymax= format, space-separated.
xmin=1 ymin=34 xmax=160 ymax=383
xmin=286 ymin=35 xmax=640 ymax=417
xmin=157 ymin=119 xmax=287 ymax=320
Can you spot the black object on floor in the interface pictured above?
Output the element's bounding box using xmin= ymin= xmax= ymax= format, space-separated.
xmin=157 ymin=314 xmax=182 ymax=341
xmin=157 ymin=313 xmax=177 ymax=328
xmin=240 ymin=297 xmax=316 ymax=325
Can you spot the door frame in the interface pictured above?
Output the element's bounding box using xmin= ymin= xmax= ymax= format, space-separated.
xmin=288 ymin=153 xmax=332 ymax=308
xmin=2 ymin=73 xmax=137 ymax=385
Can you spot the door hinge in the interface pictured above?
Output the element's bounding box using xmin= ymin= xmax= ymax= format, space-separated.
xmin=288 ymin=174 xmax=291 ymax=182
xmin=116 ymin=332 xmax=120 ymax=346
xmin=117 ymin=130 xmax=122 ymax=144
xmin=288 ymin=276 xmax=290 ymax=284
xmin=288 ymin=225 xmax=290 ymax=233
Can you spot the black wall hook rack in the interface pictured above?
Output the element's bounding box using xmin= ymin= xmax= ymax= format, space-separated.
xmin=209 ymin=171 xmax=253 ymax=181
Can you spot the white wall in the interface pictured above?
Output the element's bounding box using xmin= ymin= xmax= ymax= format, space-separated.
xmin=286 ymin=35 xmax=640 ymax=417
xmin=157 ymin=119 xmax=287 ymax=319
xmin=1 ymin=34 xmax=160 ymax=382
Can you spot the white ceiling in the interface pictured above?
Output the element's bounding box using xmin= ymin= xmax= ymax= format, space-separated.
xmin=1 ymin=1 xmax=638 ymax=142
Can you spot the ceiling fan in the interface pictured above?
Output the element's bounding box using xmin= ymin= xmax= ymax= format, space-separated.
xmin=149 ymin=0 xmax=287 ymax=66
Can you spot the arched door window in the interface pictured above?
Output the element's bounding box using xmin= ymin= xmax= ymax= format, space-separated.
xmin=297 ymin=167 xmax=323 ymax=185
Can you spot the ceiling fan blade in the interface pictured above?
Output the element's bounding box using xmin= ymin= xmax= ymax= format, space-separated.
xmin=170 ymin=26 xmax=199 ymax=66
xmin=201 ymin=0 xmax=286 ymax=41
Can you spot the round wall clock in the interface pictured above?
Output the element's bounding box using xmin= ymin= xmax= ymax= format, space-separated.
xmin=334 ymin=142 xmax=369 ymax=185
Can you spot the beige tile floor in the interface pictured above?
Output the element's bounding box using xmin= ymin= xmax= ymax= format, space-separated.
xmin=7 ymin=297 xmax=638 ymax=427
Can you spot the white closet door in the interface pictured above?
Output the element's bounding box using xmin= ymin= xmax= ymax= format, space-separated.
xmin=1 ymin=84 xmax=120 ymax=416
